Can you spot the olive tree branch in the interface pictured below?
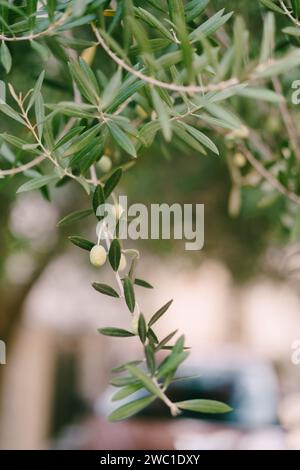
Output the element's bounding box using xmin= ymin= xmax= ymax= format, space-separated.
xmin=91 ymin=24 xmax=239 ymax=95
xmin=0 ymin=10 xmax=71 ymax=42
xmin=240 ymin=145 xmax=300 ymax=205
xmin=280 ymin=0 xmax=300 ymax=26
xmin=89 ymin=165 xmax=180 ymax=416
xmin=0 ymin=155 xmax=46 ymax=177
xmin=272 ymin=76 xmax=300 ymax=162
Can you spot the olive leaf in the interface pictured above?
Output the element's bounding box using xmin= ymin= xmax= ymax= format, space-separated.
xmin=134 ymin=278 xmax=153 ymax=289
xmin=92 ymin=283 xmax=120 ymax=298
xmin=126 ymin=364 xmax=165 ymax=400
xmin=17 ymin=175 xmax=58 ymax=193
xmin=148 ymin=299 xmax=173 ymax=327
xmin=107 ymin=120 xmax=137 ymax=158
xmin=108 ymin=395 xmax=156 ymax=422
xmin=123 ymin=276 xmax=135 ymax=312
xmin=138 ymin=313 xmax=147 ymax=343
xmin=98 ymin=327 xmax=134 ymax=337
xmin=176 ymin=399 xmax=232 ymax=414
xmin=104 ymin=168 xmax=122 ymax=198
xmin=0 ymin=42 xmax=12 ymax=74
xmin=68 ymin=236 xmax=94 ymax=251
xmin=109 ymin=239 xmax=121 ymax=271
xmin=57 ymin=209 xmax=93 ymax=227
xmin=112 ymin=383 xmax=143 ymax=401
xmin=92 ymin=184 xmax=105 ymax=217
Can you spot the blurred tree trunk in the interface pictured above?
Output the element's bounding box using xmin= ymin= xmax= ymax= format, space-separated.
xmin=0 ymin=248 xmax=60 ymax=393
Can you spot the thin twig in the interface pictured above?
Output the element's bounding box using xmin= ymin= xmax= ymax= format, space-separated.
xmin=272 ymin=76 xmax=300 ymax=161
xmin=0 ymin=10 xmax=70 ymax=42
xmin=0 ymin=155 xmax=46 ymax=177
xmin=241 ymin=145 xmax=300 ymax=205
xmin=92 ymin=24 xmax=239 ymax=95
xmin=280 ymin=0 xmax=300 ymax=27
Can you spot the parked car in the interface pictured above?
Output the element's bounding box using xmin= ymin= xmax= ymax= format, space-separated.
xmin=53 ymin=353 xmax=286 ymax=450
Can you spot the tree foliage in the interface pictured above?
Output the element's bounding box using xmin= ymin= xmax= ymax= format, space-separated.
xmin=1 ymin=0 xmax=300 ymax=420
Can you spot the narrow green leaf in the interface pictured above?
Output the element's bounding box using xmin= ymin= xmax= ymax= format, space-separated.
xmin=134 ymin=278 xmax=153 ymax=289
xmin=98 ymin=327 xmax=134 ymax=337
xmin=0 ymin=103 xmax=25 ymax=125
xmin=127 ymin=15 xmax=155 ymax=70
xmin=17 ymin=175 xmax=58 ymax=193
xmin=138 ymin=121 xmax=161 ymax=148
xmin=68 ymin=59 xmax=99 ymax=105
xmin=35 ymin=91 xmax=45 ymax=140
xmin=27 ymin=70 xmax=45 ymax=111
xmin=233 ymin=15 xmax=248 ymax=78
xmin=47 ymin=0 xmax=57 ymax=20
xmin=145 ymin=344 xmax=156 ymax=375
xmin=0 ymin=41 xmax=12 ymax=74
xmin=110 ymin=376 xmax=140 ymax=387
xmin=254 ymin=50 xmax=300 ymax=78
xmin=102 ymin=68 xmax=122 ymax=109
xmin=138 ymin=313 xmax=147 ymax=343
xmin=57 ymin=208 xmax=93 ymax=227
xmin=54 ymin=126 xmax=85 ymax=150
xmin=176 ymin=399 xmax=232 ymax=414
xmin=107 ymin=120 xmax=137 ymax=158
xmin=68 ymin=236 xmax=94 ymax=251
xmin=79 ymin=57 xmax=100 ymax=97
xmin=126 ymin=364 xmax=165 ymax=400
xmin=112 ymin=383 xmax=143 ymax=401
xmin=173 ymin=334 xmax=185 ymax=354
xmin=123 ymin=276 xmax=135 ymax=312
xmin=112 ymin=360 xmax=143 ymax=373
xmin=168 ymin=0 xmax=194 ymax=81
xmin=147 ymin=0 xmax=165 ymax=12
xmin=151 ymin=87 xmax=171 ymax=142
xmin=1 ymin=133 xmax=29 ymax=149
xmin=27 ymin=0 xmax=38 ymax=29
xmin=109 ymin=239 xmax=121 ymax=271
xmin=106 ymin=79 xmax=144 ymax=114
xmin=185 ymin=0 xmax=209 ymax=23
xmin=157 ymin=351 xmax=189 ymax=378
xmin=236 ymin=87 xmax=283 ymax=103
xmin=181 ymin=122 xmax=219 ymax=155
xmin=92 ymin=184 xmax=105 ymax=216
xmin=104 ymin=168 xmax=122 ymax=198
xmin=93 ymin=283 xmax=120 ymax=298
xmin=283 ymin=26 xmax=300 ymax=37
xmin=155 ymin=329 xmax=178 ymax=352
xmin=259 ymin=12 xmax=275 ymax=64
xmin=63 ymin=124 xmax=101 ymax=157
xmin=0 ymin=80 xmax=5 ymax=104
xmin=148 ymin=299 xmax=173 ymax=327
xmin=48 ymin=101 xmax=96 ymax=119
xmin=108 ymin=395 xmax=155 ymax=421
xmin=258 ymin=0 xmax=284 ymax=14
xmin=147 ymin=328 xmax=159 ymax=344
xmin=173 ymin=122 xmax=207 ymax=155
xmin=190 ymin=10 xmax=233 ymax=42
xmin=291 ymin=0 xmax=300 ymax=19
xmin=135 ymin=7 xmax=174 ymax=41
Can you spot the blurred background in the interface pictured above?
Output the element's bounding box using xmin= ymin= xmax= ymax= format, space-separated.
xmin=1 ymin=0 xmax=300 ymax=450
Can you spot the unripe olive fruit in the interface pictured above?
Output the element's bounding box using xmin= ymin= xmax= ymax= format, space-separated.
xmin=118 ymin=254 xmax=127 ymax=271
xmin=98 ymin=155 xmax=112 ymax=173
xmin=90 ymin=245 xmax=107 ymax=267
xmin=233 ymin=152 xmax=246 ymax=167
